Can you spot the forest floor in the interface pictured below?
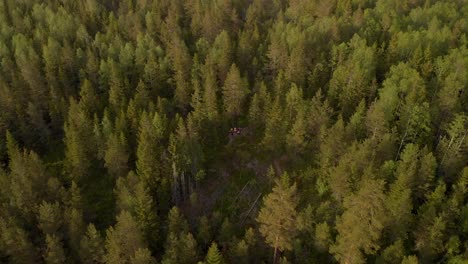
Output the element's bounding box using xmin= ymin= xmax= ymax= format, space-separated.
xmin=180 ymin=133 xmax=288 ymax=228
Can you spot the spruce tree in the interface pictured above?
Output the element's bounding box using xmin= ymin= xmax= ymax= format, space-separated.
xmin=44 ymin=234 xmax=66 ymax=264
xmin=205 ymin=242 xmax=224 ymax=264
xmin=0 ymin=219 xmax=38 ymax=264
xmin=64 ymin=98 xmax=96 ymax=180
xmin=38 ymin=201 xmax=63 ymax=236
xmin=202 ymin=67 xmax=219 ymax=122
xmin=331 ymin=177 xmax=387 ymax=264
xmin=104 ymin=132 xmax=129 ymax=178
xmin=136 ymin=111 xmax=167 ymax=202
xmin=222 ymin=64 xmax=248 ymax=120
xmin=130 ymin=248 xmax=156 ymax=264
xmin=80 ymin=224 xmax=104 ymax=264
xmin=133 ymin=180 xmax=159 ymax=251
xmin=105 ymin=211 xmax=147 ymax=264
xmin=257 ymin=173 xmax=299 ymax=262
xmin=286 ymin=105 xmax=307 ymax=154
xmin=79 ymin=79 xmax=99 ymax=115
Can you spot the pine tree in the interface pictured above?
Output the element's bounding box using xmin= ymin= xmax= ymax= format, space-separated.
xmin=108 ymin=60 xmax=127 ymax=113
xmin=167 ymin=207 xmax=189 ymax=235
xmin=0 ymin=219 xmax=38 ymax=264
xmin=231 ymin=239 xmax=249 ymax=263
xmin=38 ymin=201 xmax=63 ymax=236
xmin=347 ymin=99 xmax=367 ymax=140
xmin=130 ymin=248 xmax=156 ymax=264
xmin=162 ymin=232 xmax=198 ymax=264
xmin=105 ymin=211 xmax=147 ymax=264
xmin=210 ymin=30 xmax=232 ymax=83
xmin=104 ymin=132 xmax=129 ymax=178
xmin=7 ymin=133 xmax=47 ymax=219
xmin=136 ymin=111 xmax=167 ymax=201
xmin=169 ymin=38 xmax=192 ymax=110
xmin=262 ymin=96 xmax=287 ymax=153
xmin=64 ymin=98 xmax=96 ymax=180
xmin=134 ymin=80 xmax=151 ymax=112
xmin=267 ymin=21 xmax=289 ymax=74
xmin=202 ymin=67 xmax=219 ymax=122
xmin=64 ymin=207 xmax=84 ymax=259
xmin=413 ymin=183 xmax=448 ymax=261
xmin=248 ymin=93 xmax=262 ymax=129
xmin=12 ymin=34 xmax=47 ymax=110
xmin=133 ymin=180 xmax=159 ymax=251
xmin=196 ymin=216 xmax=212 ymax=247
xmin=331 ymin=177 xmax=387 ymax=264
xmin=179 ymin=233 xmax=198 ymax=263
xmin=205 ymin=242 xmax=224 ymax=264
xmin=80 ymin=224 xmax=104 ymax=264
xmin=286 ymin=37 xmax=307 ymax=86
xmin=257 ymin=173 xmax=299 ymax=262
xmin=286 ymin=105 xmax=307 ymax=154
xmin=143 ymin=52 xmax=161 ymax=89
xmin=218 ymin=218 xmax=234 ymax=246
xmin=44 ymin=234 xmax=66 ymax=264
xmin=378 ymin=240 xmax=406 ymax=264
xmin=401 ymin=255 xmax=419 ymax=264
xmin=79 ymin=79 xmax=99 ymax=115
xmin=222 ymin=64 xmax=248 ymax=120
xmin=162 ymin=207 xmax=197 ymax=264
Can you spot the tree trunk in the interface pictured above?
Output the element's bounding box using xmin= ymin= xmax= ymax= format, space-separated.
xmin=273 ymin=236 xmax=279 ymax=264
xmin=273 ymin=246 xmax=277 ymax=264
xmin=395 ymin=116 xmax=412 ymax=160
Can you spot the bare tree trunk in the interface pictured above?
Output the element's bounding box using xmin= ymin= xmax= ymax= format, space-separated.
xmin=273 ymin=246 xmax=278 ymax=264
xmin=273 ymin=236 xmax=279 ymax=264
xmin=454 ymin=131 xmax=466 ymax=153
xmin=395 ymin=116 xmax=412 ymax=160
xmin=441 ymin=135 xmax=455 ymax=164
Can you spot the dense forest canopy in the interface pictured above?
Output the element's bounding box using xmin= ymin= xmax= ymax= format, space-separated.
xmin=0 ymin=0 xmax=467 ymax=263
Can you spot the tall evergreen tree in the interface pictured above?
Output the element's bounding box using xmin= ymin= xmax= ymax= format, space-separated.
xmin=104 ymin=132 xmax=129 ymax=178
xmin=44 ymin=234 xmax=66 ymax=264
xmin=222 ymin=64 xmax=248 ymax=120
xmin=130 ymin=248 xmax=156 ymax=264
xmin=205 ymin=242 xmax=224 ymax=264
xmin=64 ymin=98 xmax=96 ymax=180
xmin=331 ymin=176 xmax=387 ymax=264
xmin=136 ymin=111 xmax=169 ymax=207
xmin=257 ymin=173 xmax=299 ymax=262
xmin=80 ymin=224 xmax=105 ymax=264
xmin=105 ymin=211 xmax=148 ymax=264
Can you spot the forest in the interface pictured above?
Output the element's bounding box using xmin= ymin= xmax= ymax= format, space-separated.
xmin=0 ymin=0 xmax=467 ymax=263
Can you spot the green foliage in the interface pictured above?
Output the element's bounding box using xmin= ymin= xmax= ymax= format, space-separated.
xmin=0 ymin=219 xmax=38 ymax=264
xmin=130 ymin=248 xmax=156 ymax=264
xmin=331 ymin=177 xmax=387 ymax=264
xmin=105 ymin=211 xmax=149 ymax=264
xmin=38 ymin=201 xmax=63 ymax=236
xmin=205 ymin=242 xmax=224 ymax=264
xmin=257 ymin=173 xmax=299 ymax=258
xmin=222 ymin=64 xmax=249 ymax=119
xmin=104 ymin=132 xmax=129 ymax=178
xmin=44 ymin=234 xmax=66 ymax=264
xmin=64 ymin=99 xmax=96 ymax=180
xmin=0 ymin=1 xmax=466 ymax=263
xmin=80 ymin=224 xmax=104 ymax=264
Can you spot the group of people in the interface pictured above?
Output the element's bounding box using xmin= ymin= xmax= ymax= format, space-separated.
xmin=229 ymin=127 xmax=242 ymax=136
